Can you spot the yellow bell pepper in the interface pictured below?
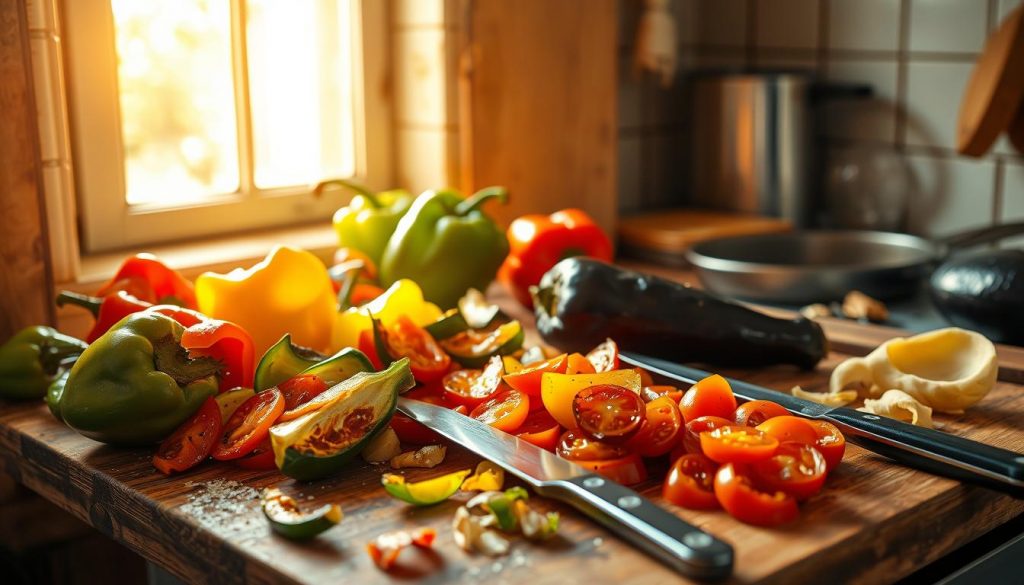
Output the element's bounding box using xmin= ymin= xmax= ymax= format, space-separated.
xmin=196 ymin=246 xmax=335 ymax=356
xmin=330 ymin=279 xmax=442 ymax=352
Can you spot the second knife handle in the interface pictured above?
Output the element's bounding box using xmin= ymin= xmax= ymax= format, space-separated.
xmin=543 ymin=474 xmax=733 ymax=581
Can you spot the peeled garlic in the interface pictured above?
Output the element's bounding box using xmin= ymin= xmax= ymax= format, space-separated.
xmin=790 ymin=386 xmax=858 ymax=407
xmin=830 ymin=328 xmax=997 ymax=413
xmin=859 ymin=389 xmax=934 ymax=428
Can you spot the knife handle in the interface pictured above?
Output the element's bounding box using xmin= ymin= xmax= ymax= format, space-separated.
xmin=542 ymin=474 xmax=733 ymax=580
xmin=827 ymin=408 xmax=1024 ymax=492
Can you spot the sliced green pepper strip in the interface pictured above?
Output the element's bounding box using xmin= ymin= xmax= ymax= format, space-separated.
xmin=424 ymin=309 xmax=470 ymax=340
xmin=262 ymin=488 xmax=342 ymax=540
xmin=488 ymin=487 xmax=529 ymax=531
xmin=382 ymin=469 xmax=471 ymax=506
xmin=254 ymin=334 xmax=326 ymax=391
xmin=441 ymin=320 xmax=525 ymax=368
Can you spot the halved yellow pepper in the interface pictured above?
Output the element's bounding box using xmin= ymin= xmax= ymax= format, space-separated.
xmin=330 ymin=279 xmax=442 ymax=352
xmin=196 ymin=246 xmax=335 ymax=356
xmin=541 ymin=370 xmax=642 ymax=429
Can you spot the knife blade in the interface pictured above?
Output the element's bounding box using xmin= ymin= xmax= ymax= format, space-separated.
xmin=620 ymin=352 xmax=1024 ymax=493
xmin=396 ymin=397 xmax=734 ymax=580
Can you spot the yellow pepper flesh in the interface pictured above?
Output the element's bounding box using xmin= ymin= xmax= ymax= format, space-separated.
xmin=196 ymin=246 xmax=335 ymax=357
xmin=330 ymin=279 xmax=442 ymax=352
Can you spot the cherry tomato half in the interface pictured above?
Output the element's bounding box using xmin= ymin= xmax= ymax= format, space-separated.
xmin=714 ymin=463 xmax=799 ymax=527
xmin=751 ymin=442 xmax=827 ymax=500
xmin=756 ymin=416 xmax=819 ymax=446
xmin=515 ymin=409 xmax=562 ymax=451
xmin=390 ymin=413 xmax=443 ymax=445
xmin=734 ymin=400 xmax=790 ymax=427
xmin=502 ymin=354 xmax=568 ymax=398
xmin=153 ymin=397 xmax=221 ymax=475
xmin=807 ymin=420 xmax=846 ymax=471
xmin=626 ymin=396 xmax=683 ymax=457
xmin=700 ymin=425 xmax=779 ymax=464
xmin=442 ymin=356 xmax=505 ymax=408
xmin=212 ymin=387 xmax=285 ymax=461
xmin=233 ymin=436 xmax=277 ymax=470
xmin=576 ymin=453 xmax=648 ymax=485
xmin=679 ymin=375 xmax=737 ymax=423
xmin=278 ymin=374 xmax=329 ymax=411
xmin=572 ymin=384 xmax=646 ymax=443
xmin=556 ymin=429 xmax=631 ymax=461
xmin=663 ymin=454 xmax=720 ymax=510
xmin=586 ymin=339 xmax=620 ymax=373
xmin=470 ymin=388 xmax=529 ymax=432
xmin=378 ymin=315 xmax=451 ymax=384
xmin=682 ymin=415 xmax=733 ymax=455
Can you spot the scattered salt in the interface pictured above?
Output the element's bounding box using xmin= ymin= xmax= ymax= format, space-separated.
xmin=178 ymin=479 xmax=260 ymax=532
xmin=491 ymin=561 xmax=504 ymax=573
xmin=592 ymin=537 xmax=603 ymax=547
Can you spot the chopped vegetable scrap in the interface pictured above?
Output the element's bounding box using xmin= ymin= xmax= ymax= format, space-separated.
xmin=461 ymin=461 xmax=505 ymax=492
xmin=362 ymin=427 xmax=402 ymax=463
xmin=790 ymin=386 xmax=857 ymax=408
xmin=390 ymin=445 xmax=447 ymax=469
xmin=382 ymin=469 xmax=471 ymax=506
xmin=367 ymin=527 xmax=437 ymax=571
xmin=262 ymin=487 xmax=342 ymax=540
xmin=452 ymin=487 xmax=559 ymax=556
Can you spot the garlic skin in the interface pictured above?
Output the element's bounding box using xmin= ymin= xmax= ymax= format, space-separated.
xmin=859 ymin=389 xmax=935 ymax=428
xmin=830 ymin=328 xmax=997 ymax=413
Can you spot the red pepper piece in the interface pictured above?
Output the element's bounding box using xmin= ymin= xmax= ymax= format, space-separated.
xmin=498 ymin=209 xmax=613 ymax=308
xmin=96 ymin=253 xmax=197 ymax=308
xmin=56 ymin=290 xmax=153 ymax=343
xmin=148 ymin=305 xmax=256 ymax=392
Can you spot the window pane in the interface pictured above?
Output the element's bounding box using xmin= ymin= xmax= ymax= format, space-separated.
xmin=247 ymin=0 xmax=356 ymax=189
xmin=112 ymin=0 xmax=239 ymax=205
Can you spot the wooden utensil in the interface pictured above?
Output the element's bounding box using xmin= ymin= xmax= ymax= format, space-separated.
xmin=957 ymin=5 xmax=1024 ymax=157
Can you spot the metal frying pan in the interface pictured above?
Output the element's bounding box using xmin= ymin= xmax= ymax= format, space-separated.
xmin=685 ymin=223 xmax=1024 ymax=304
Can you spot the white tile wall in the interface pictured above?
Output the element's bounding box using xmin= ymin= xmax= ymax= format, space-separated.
xmin=828 ymin=0 xmax=901 ymax=52
xmin=618 ymin=135 xmax=643 ymax=211
xmin=752 ymin=50 xmax=818 ymax=70
xmin=755 ymin=0 xmax=819 ymax=49
xmin=908 ymin=0 xmax=988 ymax=54
xmin=904 ymin=62 xmax=975 ymax=149
xmin=906 ymin=154 xmax=996 ymax=236
xmin=825 ymin=59 xmax=899 ymax=142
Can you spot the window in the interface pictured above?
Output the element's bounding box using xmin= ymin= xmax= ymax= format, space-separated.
xmin=63 ymin=0 xmax=391 ymax=252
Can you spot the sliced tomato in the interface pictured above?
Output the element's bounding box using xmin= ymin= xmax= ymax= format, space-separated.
xmin=358 ymin=328 xmax=383 ymax=370
xmin=556 ymin=429 xmax=631 ymax=461
xmin=626 ymin=396 xmax=683 ymax=457
xmin=469 ymin=388 xmax=529 ymax=432
xmin=700 ymin=425 xmax=778 ymax=464
xmin=576 ymin=453 xmax=648 ymax=486
xmin=377 ymin=315 xmax=451 ymax=384
xmin=734 ymin=400 xmax=790 ymax=427
xmin=682 ymin=415 xmax=733 ymax=455
xmin=515 ymin=409 xmax=562 ymax=451
xmin=153 ymin=397 xmax=221 ymax=475
xmin=663 ymin=454 xmax=720 ymax=510
xmin=642 ymin=385 xmax=683 ymax=403
xmin=585 ymin=339 xmax=619 ymax=373
xmin=442 ymin=357 xmax=505 ymax=408
xmin=278 ymin=374 xmax=329 ymax=411
xmin=389 ymin=414 xmax=443 ymax=445
xmin=755 ymin=416 xmax=819 ymax=446
xmin=572 ymin=384 xmax=646 ymax=443
xmin=565 ymin=352 xmax=596 ymax=375
xmin=233 ymin=436 xmax=276 ymax=470
xmin=807 ymin=420 xmax=846 ymax=471
xmin=404 ymin=384 xmax=448 ymax=405
xmin=679 ymin=374 xmax=738 ymax=423
xmin=211 ymin=387 xmax=285 ymax=461
xmin=714 ymin=463 xmax=799 ymax=527
xmin=502 ymin=354 xmax=568 ymax=398
xmin=751 ymin=442 xmax=827 ymax=500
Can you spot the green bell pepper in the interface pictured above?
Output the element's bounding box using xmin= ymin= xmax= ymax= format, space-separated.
xmin=46 ymin=370 xmax=71 ymax=421
xmin=0 ymin=326 xmax=88 ymax=401
xmin=60 ymin=312 xmax=220 ymax=445
xmin=379 ymin=187 xmax=510 ymax=309
xmin=317 ymin=179 xmax=413 ymax=268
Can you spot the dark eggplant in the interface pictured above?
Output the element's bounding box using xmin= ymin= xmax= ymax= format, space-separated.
xmin=929 ymin=249 xmax=1024 ymax=345
xmin=531 ymin=258 xmax=828 ymax=369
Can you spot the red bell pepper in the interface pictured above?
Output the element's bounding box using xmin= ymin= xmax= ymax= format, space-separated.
xmin=498 ymin=209 xmax=613 ymax=308
xmin=56 ymin=290 xmax=153 ymax=343
xmin=147 ymin=305 xmax=255 ymax=392
xmin=96 ymin=254 xmax=197 ymax=308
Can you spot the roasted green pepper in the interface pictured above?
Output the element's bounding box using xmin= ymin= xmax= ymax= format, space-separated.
xmin=60 ymin=312 xmax=220 ymax=445
xmin=262 ymin=488 xmax=342 ymax=540
xmin=0 ymin=326 xmax=88 ymax=401
xmin=317 ymin=179 xmax=413 ymax=268
xmin=254 ymin=334 xmax=328 ymax=391
xmin=379 ymin=187 xmax=510 ymax=309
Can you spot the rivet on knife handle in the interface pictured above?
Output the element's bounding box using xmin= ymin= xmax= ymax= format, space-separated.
xmin=541 ymin=474 xmax=734 ymax=580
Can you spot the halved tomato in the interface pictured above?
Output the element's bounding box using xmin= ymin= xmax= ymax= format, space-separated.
xmin=572 ymin=384 xmax=646 ymax=443
xmin=715 ymin=463 xmax=799 ymax=527
xmin=679 ymin=375 xmax=738 ymax=422
xmin=755 ymin=416 xmax=819 ymax=446
xmin=751 ymin=442 xmax=827 ymax=500
xmin=585 ymin=339 xmax=619 ymax=373
xmin=469 ymin=388 xmax=529 ymax=432
xmin=663 ymin=454 xmax=719 ymax=510
xmin=734 ymin=400 xmax=790 ymax=427
xmin=515 ymin=409 xmax=561 ymax=451
xmin=576 ymin=453 xmax=648 ymax=485
xmin=682 ymin=415 xmax=733 ymax=455
xmin=234 ymin=436 xmax=277 ymax=470
xmin=502 ymin=354 xmax=568 ymax=398
xmin=212 ymin=387 xmax=285 ymax=461
xmin=626 ymin=396 xmax=683 ymax=457
xmin=278 ymin=374 xmax=329 ymax=411
xmin=375 ymin=315 xmax=451 ymax=384
xmin=557 ymin=430 xmax=647 ymax=485
xmin=153 ymin=397 xmax=221 ymax=475
xmin=442 ymin=356 xmax=505 ymax=408
xmin=807 ymin=420 xmax=846 ymax=471
xmin=700 ymin=425 xmax=778 ymax=464
xmin=389 ymin=414 xmax=443 ymax=445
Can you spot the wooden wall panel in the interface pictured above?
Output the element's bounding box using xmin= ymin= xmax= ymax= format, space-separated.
xmin=0 ymin=0 xmax=54 ymax=337
xmin=458 ymin=0 xmax=618 ymax=234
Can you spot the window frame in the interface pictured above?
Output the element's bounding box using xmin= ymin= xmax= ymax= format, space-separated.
xmin=62 ymin=0 xmax=392 ymax=253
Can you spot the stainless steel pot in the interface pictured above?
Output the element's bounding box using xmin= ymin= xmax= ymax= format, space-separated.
xmin=685 ymin=223 xmax=1024 ymax=304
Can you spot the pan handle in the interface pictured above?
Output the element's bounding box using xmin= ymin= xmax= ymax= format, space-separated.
xmin=938 ymin=221 xmax=1024 ymax=251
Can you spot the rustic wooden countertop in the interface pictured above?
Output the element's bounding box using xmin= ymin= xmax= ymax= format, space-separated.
xmin=1 ymin=266 xmax=1023 ymax=584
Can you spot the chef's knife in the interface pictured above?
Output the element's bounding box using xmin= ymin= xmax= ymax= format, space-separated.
xmin=396 ymin=397 xmax=734 ymax=580
xmin=620 ymin=352 xmax=1024 ymax=494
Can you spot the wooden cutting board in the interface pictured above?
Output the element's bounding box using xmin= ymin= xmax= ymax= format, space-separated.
xmin=1 ymin=273 xmax=1022 ymax=584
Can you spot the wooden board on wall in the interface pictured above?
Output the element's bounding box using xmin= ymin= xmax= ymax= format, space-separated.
xmin=458 ymin=0 xmax=618 ymax=234
xmin=0 ymin=0 xmax=55 ymax=337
